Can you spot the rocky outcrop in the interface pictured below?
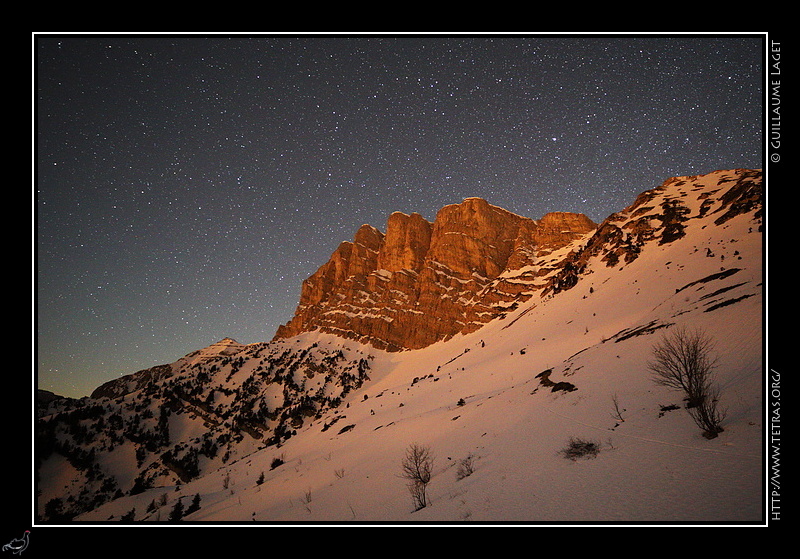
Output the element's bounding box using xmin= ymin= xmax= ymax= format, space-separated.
xmin=544 ymin=168 xmax=763 ymax=296
xmin=274 ymin=197 xmax=596 ymax=351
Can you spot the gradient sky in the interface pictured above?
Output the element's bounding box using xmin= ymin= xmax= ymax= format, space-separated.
xmin=35 ymin=33 xmax=764 ymax=398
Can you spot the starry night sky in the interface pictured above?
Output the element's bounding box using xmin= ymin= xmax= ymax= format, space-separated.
xmin=35 ymin=33 xmax=764 ymax=399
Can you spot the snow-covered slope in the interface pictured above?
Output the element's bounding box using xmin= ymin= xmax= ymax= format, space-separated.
xmin=39 ymin=169 xmax=764 ymax=524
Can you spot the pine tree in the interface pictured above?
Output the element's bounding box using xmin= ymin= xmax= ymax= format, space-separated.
xmin=168 ymin=499 xmax=184 ymax=521
xmin=186 ymin=493 xmax=201 ymax=514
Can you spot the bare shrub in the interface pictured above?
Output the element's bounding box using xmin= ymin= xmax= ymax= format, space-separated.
xmin=687 ymin=383 xmax=727 ymax=439
xmin=648 ymin=325 xmax=727 ymax=438
xmin=560 ymin=437 xmax=601 ymax=461
xmin=400 ymin=443 xmax=434 ymax=510
xmin=300 ymin=488 xmax=312 ymax=513
xmin=648 ymin=326 xmax=718 ymax=408
xmin=456 ymin=454 xmax=475 ymax=480
xmin=610 ymin=393 xmax=625 ymax=423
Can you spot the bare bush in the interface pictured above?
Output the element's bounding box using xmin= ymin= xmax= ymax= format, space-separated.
xmin=610 ymin=393 xmax=625 ymax=423
xmin=300 ymin=488 xmax=312 ymax=513
xmin=456 ymin=454 xmax=475 ymax=480
xmin=560 ymin=437 xmax=601 ymax=461
xmin=648 ymin=326 xmax=718 ymax=408
xmin=687 ymin=383 xmax=727 ymax=439
xmin=648 ymin=325 xmax=726 ymax=438
xmin=400 ymin=443 xmax=434 ymax=510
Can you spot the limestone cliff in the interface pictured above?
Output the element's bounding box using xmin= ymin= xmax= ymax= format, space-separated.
xmin=274 ymin=198 xmax=596 ymax=351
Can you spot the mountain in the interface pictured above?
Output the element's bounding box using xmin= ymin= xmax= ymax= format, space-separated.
xmin=274 ymin=199 xmax=596 ymax=351
xmin=90 ymin=337 xmax=247 ymax=400
xmin=35 ymin=168 xmax=764 ymax=524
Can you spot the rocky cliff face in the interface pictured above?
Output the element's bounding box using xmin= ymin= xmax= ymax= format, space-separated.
xmin=274 ymin=198 xmax=596 ymax=351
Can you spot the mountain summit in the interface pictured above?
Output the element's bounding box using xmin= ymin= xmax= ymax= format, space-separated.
xmin=90 ymin=338 xmax=246 ymax=400
xmin=274 ymin=198 xmax=596 ymax=351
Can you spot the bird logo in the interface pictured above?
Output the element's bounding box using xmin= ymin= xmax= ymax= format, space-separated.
xmin=2 ymin=531 xmax=29 ymax=555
